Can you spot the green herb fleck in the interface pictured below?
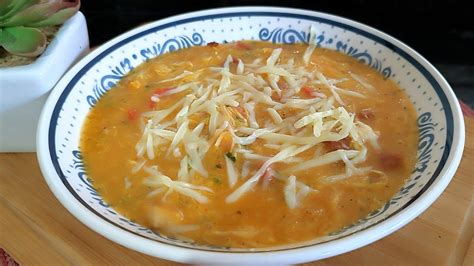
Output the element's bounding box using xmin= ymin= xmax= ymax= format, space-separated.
xmin=226 ymin=152 xmax=236 ymax=162
xmin=235 ymin=116 xmax=244 ymax=122
xmin=213 ymin=177 xmax=222 ymax=184
xmin=215 ymin=164 xmax=222 ymax=169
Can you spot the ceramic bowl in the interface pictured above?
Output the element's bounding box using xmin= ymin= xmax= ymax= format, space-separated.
xmin=36 ymin=7 xmax=465 ymax=264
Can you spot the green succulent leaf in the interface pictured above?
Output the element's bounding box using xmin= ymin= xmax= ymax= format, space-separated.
xmin=0 ymin=0 xmax=80 ymax=27
xmin=0 ymin=0 xmax=15 ymax=16
xmin=0 ymin=0 xmax=37 ymax=21
xmin=27 ymin=0 xmax=80 ymax=27
xmin=0 ymin=26 xmax=46 ymax=57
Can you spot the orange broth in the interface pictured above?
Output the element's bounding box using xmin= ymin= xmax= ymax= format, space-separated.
xmin=80 ymin=41 xmax=418 ymax=248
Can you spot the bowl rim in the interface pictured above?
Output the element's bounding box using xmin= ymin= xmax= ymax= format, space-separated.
xmin=36 ymin=6 xmax=465 ymax=264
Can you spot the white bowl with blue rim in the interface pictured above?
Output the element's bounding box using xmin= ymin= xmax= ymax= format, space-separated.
xmin=36 ymin=6 xmax=465 ymax=264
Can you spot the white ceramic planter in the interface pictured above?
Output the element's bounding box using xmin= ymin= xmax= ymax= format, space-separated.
xmin=0 ymin=11 xmax=89 ymax=152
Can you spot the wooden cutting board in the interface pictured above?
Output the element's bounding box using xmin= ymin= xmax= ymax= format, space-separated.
xmin=1 ymin=117 xmax=473 ymax=265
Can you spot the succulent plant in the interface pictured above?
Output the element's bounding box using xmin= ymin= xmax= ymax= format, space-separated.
xmin=0 ymin=0 xmax=80 ymax=57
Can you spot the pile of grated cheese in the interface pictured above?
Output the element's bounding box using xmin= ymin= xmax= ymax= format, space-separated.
xmin=133 ymin=26 xmax=381 ymax=209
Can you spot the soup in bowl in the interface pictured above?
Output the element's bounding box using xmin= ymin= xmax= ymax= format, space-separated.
xmin=37 ymin=7 xmax=464 ymax=264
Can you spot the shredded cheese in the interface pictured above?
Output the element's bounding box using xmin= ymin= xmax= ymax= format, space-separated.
xmin=284 ymin=175 xmax=297 ymax=209
xmin=225 ymin=155 xmax=239 ymax=187
xmin=244 ymin=102 xmax=259 ymax=128
xmin=168 ymin=120 xmax=189 ymax=156
xmin=303 ymin=25 xmax=317 ymax=65
xmin=350 ymin=73 xmax=376 ymax=91
xmin=267 ymin=108 xmax=283 ymax=124
xmin=285 ymin=149 xmax=359 ymax=173
xmin=177 ymin=156 xmax=189 ymax=181
xmin=266 ymin=48 xmax=282 ymax=66
xmin=130 ymin=29 xmax=384 ymax=209
xmin=226 ymin=144 xmax=314 ymax=203
xmin=143 ymin=166 xmax=212 ymax=203
xmin=315 ymin=72 xmax=345 ymax=105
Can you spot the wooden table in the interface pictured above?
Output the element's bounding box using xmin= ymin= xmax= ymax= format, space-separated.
xmin=1 ymin=118 xmax=473 ymax=265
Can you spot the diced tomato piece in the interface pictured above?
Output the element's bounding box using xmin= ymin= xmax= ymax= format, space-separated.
xmin=256 ymin=164 xmax=275 ymax=189
xmin=221 ymin=57 xmax=239 ymax=66
xmin=236 ymin=41 xmax=252 ymax=50
xmin=271 ymin=91 xmax=282 ymax=102
xmin=325 ymin=137 xmax=351 ymax=152
xmin=277 ymin=79 xmax=289 ymax=90
xmin=301 ymin=86 xmax=325 ymax=99
xmin=358 ymin=108 xmax=375 ymax=120
xmin=378 ymin=152 xmax=404 ymax=170
xmin=207 ymin=41 xmax=219 ymax=47
xmin=301 ymin=86 xmax=314 ymax=98
xmin=127 ymin=109 xmax=139 ymax=121
xmin=153 ymin=87 xmax=173 ymax=96
xmin=235 ymin=105 xmax=246 ymax=116
xmin=148 ymin=99 xmax=157 ymax=109
xmin=301 ymin=87 xmax=313 ymax=98
xmin=148 ymin=87 xmax=173 ymax=109
xmin=263 ymin=167 xmax=274 ymax=181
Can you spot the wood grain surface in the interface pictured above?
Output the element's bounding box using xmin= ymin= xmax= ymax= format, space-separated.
xmin=1 ymin=117 xmax=473 ymax=265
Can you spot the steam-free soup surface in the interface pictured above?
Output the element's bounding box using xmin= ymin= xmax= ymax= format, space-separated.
xmin=81 ymin=40 xmax=418 ymax=248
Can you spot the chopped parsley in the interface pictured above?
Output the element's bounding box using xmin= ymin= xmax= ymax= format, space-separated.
xmin=226 ymin=152 xmax=236 ymax=162
xmin=213 ymin=177 xmax=222 ymax=184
